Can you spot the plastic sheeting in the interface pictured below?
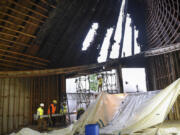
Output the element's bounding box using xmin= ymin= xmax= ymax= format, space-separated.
xmin=10 ymin=78 xmax=180 ymax=135
xmin=100 ymin=91 xmax=159 ymax=134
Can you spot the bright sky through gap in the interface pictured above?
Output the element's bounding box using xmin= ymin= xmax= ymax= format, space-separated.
xmin=122 ymin=68 xmax=147 ymax=92
xmin=82 ymin=23 xmax=99 ymax=51
xmin=110 ymin=0 xmax=126 ymax=59
xmin=98 ymin=28 xmax=113 ymax=63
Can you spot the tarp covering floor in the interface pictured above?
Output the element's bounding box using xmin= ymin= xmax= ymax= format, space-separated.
xmin=10 ymin=79 xmax=180 ymax=135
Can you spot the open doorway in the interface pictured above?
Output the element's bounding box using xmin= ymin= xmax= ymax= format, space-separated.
xmin=122 ymin=68 xmax=147 ymax=93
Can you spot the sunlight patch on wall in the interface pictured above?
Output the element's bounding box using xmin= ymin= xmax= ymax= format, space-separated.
xmin=98 ymin=28 xmax=113 ymax=63
xmin=82 ymin=23 xmax=99 ymax=51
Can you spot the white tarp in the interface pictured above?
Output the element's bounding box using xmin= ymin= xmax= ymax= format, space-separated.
xmin=10 ymin=78 xmax=180 ymax=135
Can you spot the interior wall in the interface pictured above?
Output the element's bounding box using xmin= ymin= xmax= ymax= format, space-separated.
xmin=0 ymin=75 xmax=61 ymax=135
xmin=146 ymin=51 xmax=180 ymax=120
xmin=146 ymin=50 xmax=180 ymax=90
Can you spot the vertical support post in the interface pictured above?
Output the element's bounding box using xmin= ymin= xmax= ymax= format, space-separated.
xmin=119 ymin=0 xmax=129 ymax=58
xmin=131 ymin=20 xmax=135 ymax=56
xmin=60 ymin=75 xmax=66 ymax=94
xmin=116 ymin=65 xmax=124 ymax=93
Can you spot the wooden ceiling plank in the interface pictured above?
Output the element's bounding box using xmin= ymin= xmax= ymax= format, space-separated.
xmin=0 ymin=37 xmax=30 ymax=47
xmin=0 ymin=26 xmax=36 ymax=38
xmin=0 ymin=19 xmax=25 ymax=29
xmin=0 ymin=31 xmax=19 ymax=38
xmin=0 ymin=43 xmax=23 ymax=50
xmin=0 ymin=48 xmax=49 ymax=63
xmin=40 ymin=0 xmax=56 ymax=8
xmin=5 ymin=7 xmax=45 ymax=23
xmin=0 ymin=11 xmax=39 ymax=26
xmin=25 ymin=0 xmax=48 ymax=12
xmin=0 ymin=58 xmax=44 ymax=68
xmin=8 ymin=0 xmax=48 ymax=18
xmin=0 ymin=62 xmax=27 ymax=70
xmin=0 ymin=51 xmax=48 ymax=66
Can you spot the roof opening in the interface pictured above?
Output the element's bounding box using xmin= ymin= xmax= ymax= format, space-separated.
xmin=82 ymin=23 xmax=99 ymax=51
xmin=121 ymin=15 xmax=140 ymax=57
xmin=97 ymin=28 xmax=113 ymax=63
xmin=110 ymin=0 xmax=126 ymax=59
xmin=110 ymin=0 xmax=141 ymax=59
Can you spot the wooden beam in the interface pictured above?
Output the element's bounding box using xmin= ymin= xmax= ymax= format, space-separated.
xmin=0 ymin=26 xmax=36 ymax=38
xmin=0 ymin=48 xmax=49 ymax=63
xmin=0 ymin=58 xmax=44 ymax=68
xmin=5 ymin=7 xmax=45 ymax=23
xmin=7 ymin=0 xmax=48 ymax=18
xmin=0 ymin=31 xmax=19 ymax=38
xmin=0 ymin=11 xmax=39 ymax=26
xmin=0 ymin=43 xmax=23 ymax=50
xmin=0 ymin=19 xmax=25 ymax=29
xmin=116 ymin=65 xmax=124 ymax=93
xmin=40 ymin=0 xmax=56 ymax=8
xmin=0 ymin=37 xmax=30 ymax=47
xmin=119 ymin=0 xmax=128 ymax=58
xmin=0 ymin=53 xmax=47 ymax=66
xmin=0 ymin=62 xmax=106 ymax=77
xmin=25 ymin=0 xmax=48 ymax=12
xmin=144 ymin=43 xmax=180 ymax=57
xmin=131 ymin=21 xmax=135 ymax=56
xmin=0 ymin=63 xmax=27 ymax=70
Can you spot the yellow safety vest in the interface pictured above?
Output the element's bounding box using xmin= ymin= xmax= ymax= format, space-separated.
xmin=60 ymin=105 xmax=67 ymax=115
xmin=98 ymin=78 xmax=103 ymax=85
xmin=37 ymin=107 xmax=44 ymax=119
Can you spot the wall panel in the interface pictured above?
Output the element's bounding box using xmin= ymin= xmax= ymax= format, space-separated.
xmin=0 ymin=75 xmax=62 ymax=135
xmin=146 ymin=50 xmax=180 ymax=120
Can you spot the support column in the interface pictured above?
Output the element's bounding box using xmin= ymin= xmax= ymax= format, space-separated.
xmin=131 ymin=21 xmax=135 ymax=56
xmin=116 ymin=64 xmax=124 ymax=93
xmin=119 ymin=0 xmax=128 ymax=58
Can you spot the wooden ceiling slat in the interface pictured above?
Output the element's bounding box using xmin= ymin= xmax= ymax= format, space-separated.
xmin=0 ymin=11 xmax=39 ymax=26
xmin=0 ymin=26 xmax=36 ymax=38
xmin=0 ymin=19 xmax=25 ymax=29
xmin=0 ymin=37 xmax=30 ymax=47
xmin=5 ymin=7 xmax=45 ymax=23
xmin=40 ymin=0 xmax=56 ymax=8
xmin=0 ymin=48 xmax=49 ymax=63
xmin=0 ymin=32 xmax=19 ymax=38
xmin=0 ymin=62 xmax=27 ymax=70
xmin=0 ymin=58 xmax=44 ymax=68
xmin=0 ymin=51 xmax=47 ymax=66
xmin=25 ymin=0 xmax=48 ymax=12
xmin=0 ymin=43 xmax=23 ymax=50
xmin=8 ymin=0 xmax=48 ymax=18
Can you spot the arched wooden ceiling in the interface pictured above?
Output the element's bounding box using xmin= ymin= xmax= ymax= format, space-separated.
xmin=0 ymin=0 xmax=58 ymax=70
xmin=0 ymin=0 xmax=121 ymax=71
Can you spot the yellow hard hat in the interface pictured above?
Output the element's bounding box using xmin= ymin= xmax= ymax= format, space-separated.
xmin=53 ymin=100 xmax=57 ymax=104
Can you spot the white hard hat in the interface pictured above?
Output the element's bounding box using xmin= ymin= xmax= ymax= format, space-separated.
xmin=40 ymin=103 xmax=44 ymax=107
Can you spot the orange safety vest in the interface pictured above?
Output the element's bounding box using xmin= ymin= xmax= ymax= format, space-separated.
xmin=48 ymin=104 xmax=56 ymax=114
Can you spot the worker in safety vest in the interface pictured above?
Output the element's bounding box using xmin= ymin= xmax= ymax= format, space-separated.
xmin=37 ymin=103 xmax=47 ymax=131
xmin=48 ymin=100 xmax=57 ymax=126
xmin=98 ymin=75 xmax=103 ymax=92
xmin=60 ymin=102 xmax=68 ymax=125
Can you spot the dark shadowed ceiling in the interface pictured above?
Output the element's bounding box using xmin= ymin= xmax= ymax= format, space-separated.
xmin=0 ymin=0 xmax=121 ymax=71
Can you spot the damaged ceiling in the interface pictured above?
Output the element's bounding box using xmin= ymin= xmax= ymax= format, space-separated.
xmin=0 ymin=0 xmax=179 ymax=71
xmin=0 ymin=0 xmax=121 ymax=70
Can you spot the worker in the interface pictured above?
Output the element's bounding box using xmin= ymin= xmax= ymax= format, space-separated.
xmin=37 ymin=103 xmax=47 ymax=131
xmin=48 ymin=100 xmax=57 ymax=126
xmin=77 ymin=108 xmax=85 ymax=120
xmin=60 ymin=102 xmax=68 ymax=125
xmin=98 ymin=75 xmax=103 ymax=92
